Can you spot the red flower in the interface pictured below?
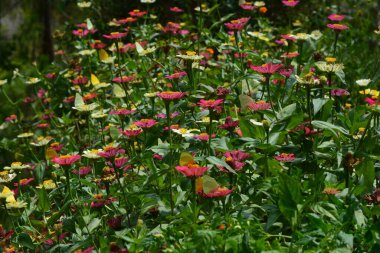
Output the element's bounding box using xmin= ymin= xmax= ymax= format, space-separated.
xmin=250 ymin=63 xmax=283 ymax=74
xmin=116 ymin=17 xmax=138 ymax=24
xmin=90 ymin=40 xmax=107 ymax=49
xmin=274 ymin=153 xmax=296 ymax=162
xmin=282 ymin=0 xmax=300 ymax=7
xmin=121 ymin=128 xmax=142 ymax=137
xmin=103 ymin=32 xmax=128 ymax=39
xmin=328 ymin=14 xmax=345 ymax=21
xmin=51 ymin=154 xmax=81 ymax=166
xmin=176 ymin=164 xmax=209 ymax=178
xmin=14 ymin=178 xmax=34 ymax=187
xmin=194 ymin=133 xmax=215 ymax=141
xmin=327 ymin=24 xmax=349 ymax=30
xmin=72 ymin=75 xmax=88 ymax=85
xmin=156 ymin=91 xmax=186 ymax=101
xmin=129 ymin=9 xmax=147 ymax=17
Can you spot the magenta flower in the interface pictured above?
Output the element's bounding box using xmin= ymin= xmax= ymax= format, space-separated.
xmin=156 ymin=91 xmax=186 ymax=101
xmin=282 ymin=0 xmax=300 ymax=7
xmin=248 ymin=101 xmax=271 ymax=111
xmin=72 ymin=166 xmax=92 ymax=176
xmin=327 ymin=24 xmax=349 ymax=30
xmin=134 ymin=119 xmax=158 ymax=129
xmin=365 ymin=97 xmax=380 ymax=106
xmin=110 ymin=108 xmax=136 ymax=116
xmin=194 ymin=133 xmax=215 ymax=141
xmin=5 ymin=114 xmax=17 ymax=122
xmin=116 ymin=17 xmax=137 ymax=24
xmin=250 ymin=63 xmax=284 ymax=74
xmin=240 ymin=3 xmax=256 ymax=10
xmin=112 ymin=76 xmax=135 ymax=83
xmin=218 ymin=150 xmax=250 ymax=172
xmin=165 ymin=71 xmax=187 ymax=80
xmin=72 ymin=76 xmax=88 ymax=85
xmin=129 ymin=9 xmax=147 ymax=17
xmin=218 ymin=116 xmax=239 ymax=130
xmin=121 ymin=129 xmax=143 ymax=137
xmin=97 ymin=147 xmax=125 ymax=159
xmin=169 ymin=7 xmax=184 ymax=13
xmin=72 ymin=29 xmax=89 ymax=37
xmin=279 ymin=68 xmax=294 ymax=77
xmin=51 ymin=154 xmax=81 ymax=166
xmin=175 ymin=164 xmax=209 ymax=178
xmin=202 ymin=187 xmax=233 ymax=198
xmin=273 ymin=153 xmax=296 ymax=162
xmin=328 ymin=14 xmax=345 ymax=21
xmin=198 ymin=99 xmax=224 ymax=110
xmin=114 ymin=157 xmax=129 ymax=168
xmin=103 ymin=32 xmax=128 ymax=39
xmin=331 ymin=89 xmax=349 ymax=97
xmin=224 ymin=17 xmax=250 ymax=31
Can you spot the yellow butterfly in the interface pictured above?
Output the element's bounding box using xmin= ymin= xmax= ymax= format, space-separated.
xmin=202 ymin=175 xmax=219 ymax=194
xmin=45 ymin=148 xmax=57 ymax=160
xmin=91 ymin=74 xmax=100 ymax=85
xmin=179 ymin=152 xmax=195 ymax=166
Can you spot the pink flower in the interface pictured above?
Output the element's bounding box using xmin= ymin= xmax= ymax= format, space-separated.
xmin=169 ymin=7 xmax=184 ymax=13
xmin=121 ymin=129 xmax=143 ymax=137
xmin=224 ymin=17 xmax=250 ymax=31
xmin=14 ymin=178 xmax=34 ymax=187
xmin=328 ymin=14 xmax=345 ymax=21
xmin=90 ymin=41 xmax=107 ymax=49
xmin=365 ymin=97 xmax=380 ymax=106
xmin=273 ymin=153 xmax=296 ymax=162
xmin=281 ymin=52 xmax=299 ymax=58
xmin=51 ymin=154 xmax=81 ymax=166
xmin=97 ymin=147 xmax=125 ymax=159
xmin=220 ymin=150 xmax=250 ymax=172
xmin=176 ymin=164 xmax=209 ymax=178
xmin=327 ymin=24 xmax=349 ymax=30
xmin=156 ymin=112 xmax=180 ymax=119
xmin=331 ymin=89 xmax=349 ymax=97
xmin=112 ymin=76 xmax=135 ymax=83
xmin=281 ymin=34 xmax=297 ymax=41
xmin=103 ymin=32 xmax=128 ymax=39
xmin=165 ymin=71 xmax=187 ymax=80
xmin=72 ymin=166 xmax=92 ymax=176
xmin=156 ymin=91 xmax=186 ymax=101
xmin=114 ymin=157 xmax=129 ymax=168
xmin=72 ymin=76 xmax=88 ymax=85
xmin=202 ymin=187 xmax=233 ymax=198
xmin=72 ymin=29 xmax=89 ymax=37
xmin=240 ymin=3 xmax=257 ymax=10
xmin=5 ymin=114 xmax=17 ymax=121
xmin=194 ymin=133 xmax=215 ymax=141
xmin=250 ymin=63 xmax=283 ymax=74
xmin=110 ymin=108 xmax=136 ymax=115
xmin=198 ymin=99 xmax=224 ymax=110
xmin=248 ymin=101 xmax=271 ymax=111
xmin=279 ymin=68 xmax=294 ymax=77
xmin=282 ymin=0 xmax=300 ymax=7
xmin=134 ymin=119 xmax=158 ymax=128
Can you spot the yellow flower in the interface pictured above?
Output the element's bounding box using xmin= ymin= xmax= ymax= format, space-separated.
xmin=4 ymin=162 xmax=31 ymax=170
xmin=0 ymin=171 xmax=16 ymax=183
xmin=37 ymin=179 xmax=57 ymax=190
xmin=0 ymin=186 xmax=14 ymax=199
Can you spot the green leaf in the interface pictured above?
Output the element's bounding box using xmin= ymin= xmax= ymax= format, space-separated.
xmin=110 ymin=126 xmax=121 ymax=140
xmin=311 ymin=120 xmax=349 ymax=138
xmin=87 ymin=218 xmax=101 ymax=233
xmin=206 ymin=156 xmax=236 ymax=174
xmin=278 ymin=103 xmax=297 ymax=120
xmin=37 ymin=188 xmax=50 ymax=212
xmin=356 ymin=158 xmax=375 ymax=192
xmin=16 ymin=233 xmax=34 ymax=249
xmin=313 ymin=98 xmax=328 ymax=115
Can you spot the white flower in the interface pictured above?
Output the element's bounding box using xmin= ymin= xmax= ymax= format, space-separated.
xmin=77 ymin=1 xmax=91 ymax=8
xmin=254 ymin=1 xmax=266 ymax=7
xmin=310 ymin=30 xmax=322 ymax=40
xmin=356 ymin=79 xmax=371 ymax=87
xmin=0 ymin=79 xmax=8 ymax=86
xmin=315 ymin=61 xmax=344 ymax=73
xmin=73 ymin=103 xmax=99 ymax=112
xmin=4 ymin=162 xmax=31 ymax=170
xmin=30 ymin=136 xmax=53 ymax=146
xmin=78 ymin=49 xmax=96 ymax=56
xmin=172 ymin=128 xmax=200 ymax=138
xmin=82 ymin=149 xmax=102 ymax=159
xmin=25 ymin=77 xmax=41 ymax=84
xmin=17 ymin=132 xmax=34 ymax=138
xmin=141 ymin=0 xmax=155 ymax=3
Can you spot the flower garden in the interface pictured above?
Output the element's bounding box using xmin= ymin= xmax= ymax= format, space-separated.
xmin=0 ymin=0 xmax=379 ymax=252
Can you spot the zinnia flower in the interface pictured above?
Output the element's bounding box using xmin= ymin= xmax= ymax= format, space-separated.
xmin=156 ymin=91 xmax=186 ymax=101
xmin=176 ymin=163 xmax=209 ymax=178
xmin=51 ymin=154 xmax=81 ymax=165
xmin=328 ymin=14 xmax=345 ymax=21
xmin=327 ymin=24 xmax=349 ymax=30
xmin=282 ymin=0 xmax=300 ymax=7
xmin=103 ymin=32 xmax=128 ymax=39
xmin=112 ymin=76 xmax=135 ymax=83
xmin=273 ymin=153 xmax=296 ymax=162
xmin=248 ymin=101 xmax=271 ymax=111
xmin=134 ymin=119 xmax=158 ymax=128
xmin=198 ymin=99 xmax=224 ymax=110
xmin=203 ymin=187 xmax=233 ymax=198
xmin=250 ymin=63 xmax=283 ymax=74
xmin=224 ymin=17 xmax=250 ymax=31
